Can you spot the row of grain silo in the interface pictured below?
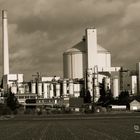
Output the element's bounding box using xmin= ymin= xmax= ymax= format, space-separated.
xmin=31 ymin=82 xmax=61 ymax=98
xmin=29 ymin=79 xmax=84 ymax=99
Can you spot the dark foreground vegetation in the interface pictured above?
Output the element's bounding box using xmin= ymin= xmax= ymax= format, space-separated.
xmin=1 ymin=87 xmax=140 ymax=116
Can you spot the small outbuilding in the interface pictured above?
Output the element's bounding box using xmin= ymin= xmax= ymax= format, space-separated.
xmin=130 ymin=99 xmax=140 ymax=111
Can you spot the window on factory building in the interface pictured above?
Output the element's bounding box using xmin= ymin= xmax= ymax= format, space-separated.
xmin=18 ymin=96 xmax=24 ymax=99
xmin=30 ymin=96 xmax=36 ymax=99
xmin=25 ymin=96 xmax=29 ymax=99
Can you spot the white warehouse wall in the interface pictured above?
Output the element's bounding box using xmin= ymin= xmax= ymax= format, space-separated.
xmin=97 ymin=53 xmax=111 ymax=68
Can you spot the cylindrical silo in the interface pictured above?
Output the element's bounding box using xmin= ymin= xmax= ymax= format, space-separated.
xmin=69 ymin=80 xmax=74 ymax=96
xmin=31 ymin=82 xmax=36 ymax=94
xmin=63 ymin=80 xmax=67 ymax=97
xmin=37 ymin=82 xmax=42 ymax=96
xmin=74 ymin=83 xmax=81 ymax=97
xmin=131 ymin=75 xmax=137 ymax=95
xmin=56 ymin=83 xmax=60 ymax=97
xmin=93 ymin=66 xmax=100 ymax=102
xmin=43 ymin=83 xmax=48 ymax=99
xmin=50 ymin=84 xmax=54 ymax=98
xmin=112 ymin=76 xmax=119 ymax=98
xmin=63 ymin=41 xmax=87 ymax=79
xmin=47 ymin=83 xmax=50 ymax=98
xmin=25 ymin=84 xmax=29 ymax=93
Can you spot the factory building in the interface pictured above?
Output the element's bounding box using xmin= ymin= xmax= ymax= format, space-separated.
xmin=1 ymin=9 xmax=140 ymax=112
xmin=63 ymin=28 xmax=120 ymax=100
xmin=130 ymin=99 xmax=140 ymax=111
xmin=1 ymin=72 xmax=83 ymax=106
xmin=0 ymin=9 xmax=121 ymax=107
xmin=3 ymin=74 xmax=24 ymax=92
xmin=0 ymin=10 xmax=121 ymax=104
xmin=63 ymin=30 xmax=111 ymax=79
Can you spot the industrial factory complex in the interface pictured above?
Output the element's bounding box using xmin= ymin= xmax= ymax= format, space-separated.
xmin=0 ymin=10 xmax=140 ymax=114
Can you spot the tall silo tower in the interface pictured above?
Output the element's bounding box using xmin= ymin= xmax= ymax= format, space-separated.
xmin=63 ymin=28 xmax=111 ymax=79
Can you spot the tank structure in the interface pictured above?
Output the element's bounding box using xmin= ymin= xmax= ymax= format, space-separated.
xmin=56 ymin=83 xmax=61 ymax=97
xmin=131 ymin=75 xmax=137 ymax=95
xmin=37 ymin=82 xmax=42 ymax=97
xmin=63 ymin=80 xmax=67 ymax=97
xmin=31 ymin=82 xmax=36 ymax=94
xmin=43 ymin=83 xmax=48 ymax=99
xmin=69 ymin=80 xmax=74 ymax=96
xmin=93 ymin=66 xmax=100 ymax=102
xmin=63 ymin=43 xmax=87 ymax=79
xmin=112 ymin=76 xmax=119 ymax=98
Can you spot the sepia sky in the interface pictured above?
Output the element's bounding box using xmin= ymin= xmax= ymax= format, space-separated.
xmin=0 ymin=0 xmax=140 ymax=80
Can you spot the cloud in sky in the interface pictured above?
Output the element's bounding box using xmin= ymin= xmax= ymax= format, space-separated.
xmin=0 ymin=0 xmax=140 ymax=79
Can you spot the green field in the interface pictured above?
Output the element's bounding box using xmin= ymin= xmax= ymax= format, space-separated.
xmin=0 ymin=114 xmax=140 ymax=140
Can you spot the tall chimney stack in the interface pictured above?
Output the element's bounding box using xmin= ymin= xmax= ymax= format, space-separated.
xmin=2 ymin=10 xmax=9 ymax=75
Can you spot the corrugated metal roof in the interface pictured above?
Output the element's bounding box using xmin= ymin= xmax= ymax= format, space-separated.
xmin=64 ymin=41 xmax=110 ymax=54
xmin=64 ymin=41 xmax=86 ymax=53
xmin=98 ymin=45 xmax=109 ymax=53
xmin=130 ymin=100 xmax=140 ymax=105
